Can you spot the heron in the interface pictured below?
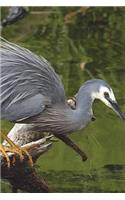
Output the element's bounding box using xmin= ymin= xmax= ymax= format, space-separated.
xmin=0 ymin=38 xmax=125 ymax=166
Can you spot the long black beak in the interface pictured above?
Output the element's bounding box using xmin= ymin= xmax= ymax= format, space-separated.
xmin=106 ymin=97 xmax=125 ymax=121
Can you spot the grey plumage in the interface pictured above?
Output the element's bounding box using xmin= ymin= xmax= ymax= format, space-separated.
xmin=1 ymin=38 xmax=65 ymax=121
xmin=1 ymin=38 xmax=124 ymax=161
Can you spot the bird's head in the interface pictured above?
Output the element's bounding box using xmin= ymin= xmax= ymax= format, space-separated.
xmin=91 ymin=80 xmax=125 ymax=120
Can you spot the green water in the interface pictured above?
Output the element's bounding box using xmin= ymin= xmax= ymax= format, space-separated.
xmin=1 ymin=7 xmax=125 ymax=192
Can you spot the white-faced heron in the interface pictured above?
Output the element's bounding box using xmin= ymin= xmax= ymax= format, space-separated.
xmin=0 ymin=38 xmax=125 ymax=166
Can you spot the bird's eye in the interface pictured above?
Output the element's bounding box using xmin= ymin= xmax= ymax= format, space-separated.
xmin=104 ymin=92 xmax=109 ymax=98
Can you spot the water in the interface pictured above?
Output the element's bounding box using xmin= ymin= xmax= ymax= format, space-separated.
xmin=1 ymin=7 xmax=125 ymax=192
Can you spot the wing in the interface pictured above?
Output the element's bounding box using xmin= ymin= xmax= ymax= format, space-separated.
xmin=0 ymin=38 xmax=65 ymax=121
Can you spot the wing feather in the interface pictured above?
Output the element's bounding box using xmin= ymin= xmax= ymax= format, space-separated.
xmin=0 ymin=38 xmax=65 ymax=121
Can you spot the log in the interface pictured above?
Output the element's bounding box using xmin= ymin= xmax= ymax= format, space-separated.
xmin=1 ymin=124 xmax=54 ymax=193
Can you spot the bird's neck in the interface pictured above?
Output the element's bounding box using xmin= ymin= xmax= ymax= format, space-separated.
xmin=71 ymin=89 xmax=94 ymax=130
xmin=31 ymin=88 xmax=95 ymax=134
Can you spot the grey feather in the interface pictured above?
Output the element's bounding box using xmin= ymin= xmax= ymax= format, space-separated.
xmin=0 ymin=38 xmax=65 ymax=121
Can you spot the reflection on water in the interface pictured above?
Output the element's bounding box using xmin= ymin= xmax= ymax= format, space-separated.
xmin=44 ymin=166 xmax=125 ymax=192
xmin=1 ymin=7 xmax=125 ymax=192
xmin=2 ymin=164 xmax=125 ymax=192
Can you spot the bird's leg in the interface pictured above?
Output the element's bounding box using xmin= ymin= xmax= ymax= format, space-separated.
xmin=54 ymin=134 xmax=88 ymax=161
xmin=0 ymin=132 xmax=33 ymax=166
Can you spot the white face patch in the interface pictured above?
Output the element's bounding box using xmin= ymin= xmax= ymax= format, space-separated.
xmin=92 ymin=85 xmax=116 ymax=108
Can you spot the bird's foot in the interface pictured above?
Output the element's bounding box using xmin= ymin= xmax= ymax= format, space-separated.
xmin=0 ymin=132 xmax=33 ymax=167
xmin=0 ymin=144 xmax=11 ymax=167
